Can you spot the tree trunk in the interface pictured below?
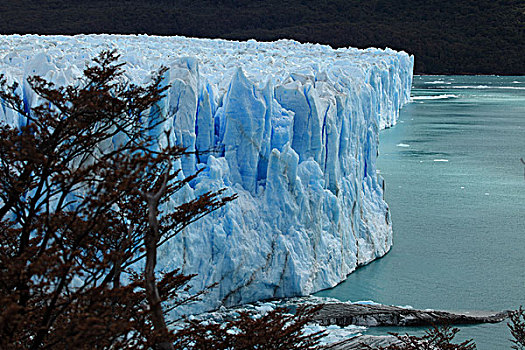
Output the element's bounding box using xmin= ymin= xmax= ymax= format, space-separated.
xmin=144 ymin=228 xmax=173 ymax=350
xmin=142 ymin=186 xmax=174 ymax=350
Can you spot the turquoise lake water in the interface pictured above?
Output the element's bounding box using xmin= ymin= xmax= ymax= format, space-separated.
xmin=316 ymin=75 xmax=525 ymax=349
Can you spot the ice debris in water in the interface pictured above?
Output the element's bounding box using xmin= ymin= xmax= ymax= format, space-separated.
xmin=0 ymin=35 xmax=413 ymax=314
xmin=411 ymin=94 xmax=458 ymax=100
xmin=183 ymin=296 xmax=369 ymax=345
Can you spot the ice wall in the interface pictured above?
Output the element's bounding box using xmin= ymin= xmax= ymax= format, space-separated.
xmin=0 ymin=35 xmax=413 ymax=313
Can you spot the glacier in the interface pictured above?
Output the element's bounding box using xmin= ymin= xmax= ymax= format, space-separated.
xmin=0 ymin=35 xmax=413 ymax=314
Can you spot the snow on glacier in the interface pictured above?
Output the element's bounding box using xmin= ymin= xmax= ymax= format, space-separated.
xmin=0 ymin=35 xmax=413 ymax=314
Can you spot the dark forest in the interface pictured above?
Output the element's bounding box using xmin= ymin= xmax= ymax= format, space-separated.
xmin=0 ymin=1 xmax=523 ymax=78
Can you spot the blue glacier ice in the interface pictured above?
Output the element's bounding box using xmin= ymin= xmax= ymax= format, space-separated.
xmin=0 ymin=35 xmax=413 ymax=314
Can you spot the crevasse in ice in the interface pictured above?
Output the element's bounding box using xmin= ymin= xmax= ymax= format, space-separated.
xmin=0 ymin=35 xmax=413 ymax=314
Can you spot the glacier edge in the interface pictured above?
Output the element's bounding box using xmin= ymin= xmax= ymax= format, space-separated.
xmin=0 ymin=35 xmax=413 ymax=314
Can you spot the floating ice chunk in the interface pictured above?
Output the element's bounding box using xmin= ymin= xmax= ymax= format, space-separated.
xmin=254 ymin=304 xmax=275 ymax=315
xmin=354 ymin=300 xmax=382 ymax=306
xmin=303 ymin=323 xmax=366 ymax=346
xmin=451 ymin=85 xmax=489 ymax=89
xmin=451 ymin=85 xmax=525 ymax=90
xmin=411 ymin=94 xmax=458 ymax=100
xmin=496 ymin=86 xmax=525 ymax=90
xmin=424 ymin=80 xmax=451 ymax=85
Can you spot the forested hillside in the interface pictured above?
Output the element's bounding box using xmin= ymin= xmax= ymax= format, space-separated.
xmin=1 ymin=0 xmax=524 ymax=74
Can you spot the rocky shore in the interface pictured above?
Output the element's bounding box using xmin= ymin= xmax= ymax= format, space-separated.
xmin=312 ymin=302 xmax=510 ymax=349
xmin=185 ymin=298 xmax=509 ymax=349
xmin=322 ymin=335 xmax=399 ymax=349
xmin=313 ymin=302 xmax=510 ymax=327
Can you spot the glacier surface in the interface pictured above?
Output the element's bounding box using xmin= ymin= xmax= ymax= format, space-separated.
xmin=0 ymin=35 xmax=413 ymax=314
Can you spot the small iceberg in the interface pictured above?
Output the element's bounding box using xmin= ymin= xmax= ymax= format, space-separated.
xmin=451 ymin=85 xmax=490 ymax=89
xmin=411 ymin=94 xmax=458 ymax=100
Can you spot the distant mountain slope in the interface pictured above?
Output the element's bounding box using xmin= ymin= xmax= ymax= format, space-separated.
xmin=1 ymin=0 xmax=524 ymax=74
